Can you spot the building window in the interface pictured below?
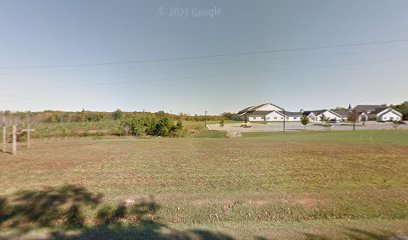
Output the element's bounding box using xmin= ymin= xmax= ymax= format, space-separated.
xmin=274 ymin=117 xmax=277 ymax=119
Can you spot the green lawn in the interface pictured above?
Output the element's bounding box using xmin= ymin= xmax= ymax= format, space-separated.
xmin=242 ymin=130 xmax=408 ymax=146
xmin=0 ymin=130 xmax=407 ymax=239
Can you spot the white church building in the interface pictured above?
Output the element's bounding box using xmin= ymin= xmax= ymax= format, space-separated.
xmin=237 ymin=103 xmax=302 ymax=122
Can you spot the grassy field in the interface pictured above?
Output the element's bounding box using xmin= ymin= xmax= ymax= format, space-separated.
xmin=0 ymin=130 xmax=407 ymax=239
xmin=0 ymin=120 xmax=225 ymax=139
xmin=242 ymin=130 xmax=408 ymax=146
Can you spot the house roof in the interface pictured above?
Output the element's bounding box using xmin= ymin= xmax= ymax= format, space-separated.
xmin=353 ymin=105 xmax=386 ymax=113
xmin=302 ymin=111 xmax=315 ymax=116
xmin=370 ymin=107 xmax=389 ymax=115
xmin=247 ymin=111 xmax=274 ymax=116
xmin=284 ymin=111 xmax=302 ymax=116
xmin=377 ymin=108 xmax=403 ymax=117
xmin=237 ymin=103 xmax=283 ymax=114
xmin=253 ymin=103 xmax=283 ymax=110
xmin=247 ymin=110 xmax=286 ymax=116
xmin=302 ymin=109 xmax=341 ymax=117
xmin=302 ymin=110 xmax=325 ymax=116
xmin=332 ymin=109 xmax=349 ymax=117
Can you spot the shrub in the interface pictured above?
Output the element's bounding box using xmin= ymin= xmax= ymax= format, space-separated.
xmin=220 ymin=118 xmax=225 ymax=127
xmin=118 ymin=116 xmax=184 ymax=137
xmin=301 ymin=116 xmax=309 ymax=129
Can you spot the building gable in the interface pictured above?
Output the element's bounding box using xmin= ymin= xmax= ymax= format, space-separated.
xmin=253 ymin=103 xmax=283 ymax=112
xmin=377 ymin=108 xmax=403 ymax=118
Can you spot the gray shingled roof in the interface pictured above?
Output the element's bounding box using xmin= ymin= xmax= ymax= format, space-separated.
xmin=248 ymin=111 xmax=275 ymax=116
xmin=284 ymin=111 xmax=302 ymax=116
xmin=302 ymin=110 xmax=325 ymax=116
xmin=247 ymin=111 xmax=280 ymax=116
xmin=370 ymin=107 xmax=389 ymax=115
xmin=302 ymin=109 xmax=341 ymax=117
xmin=332 ymin=109 xmax=349 ymax=117
xmin=353 ymin=105 xmax=386 ymax=113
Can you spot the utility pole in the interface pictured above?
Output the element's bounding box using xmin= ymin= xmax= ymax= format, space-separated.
xmin=353 ymin=116 xmax=356 ymax=131
xmin=352 ymin=109 xmax=356 ymax=131
xmin=283 ymin=109 xmax=286 ymax=132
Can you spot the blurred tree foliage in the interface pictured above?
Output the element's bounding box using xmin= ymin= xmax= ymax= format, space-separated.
xmin=392 ymin=101 xmax=408 ymax=120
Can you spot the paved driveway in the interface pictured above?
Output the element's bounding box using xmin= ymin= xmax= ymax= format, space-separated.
xmin=208 ymin=121 xmax=408 ymax=132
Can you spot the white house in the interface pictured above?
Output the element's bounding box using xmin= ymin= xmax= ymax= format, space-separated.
xmin=353 ymin=105 xmax=403 ymax=122
xmin=302 ymin=110 xmax=342 ymax=122
xmin=238 ymin=103 xmax=283 ymax=115
xmin=285 ymin=112 xmax=303 ymax=122
xmin=372 ymin=108 xmax=403 ymax=122
xmin=358 ymin=112 xmax=369 ymax=122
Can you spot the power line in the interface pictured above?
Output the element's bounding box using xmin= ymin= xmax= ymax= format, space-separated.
xmin=41 ymin=57 xmax=395 ymax=89
xmin=0 ymin=38 xmax=407 ymax=70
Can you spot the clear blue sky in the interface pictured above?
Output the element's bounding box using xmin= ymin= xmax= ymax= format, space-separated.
xmin=1 ymin=0 xmax=408 ymax=114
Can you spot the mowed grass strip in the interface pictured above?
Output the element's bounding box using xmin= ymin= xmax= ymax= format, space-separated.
xmin=0 ymin=130 xmax=407 ymax=238
xmin=242 ymin=130 xmax=408 ymax=146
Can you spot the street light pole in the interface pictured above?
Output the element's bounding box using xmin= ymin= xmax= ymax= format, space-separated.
xmin=353 ymin=110 xmax=356 ymax=131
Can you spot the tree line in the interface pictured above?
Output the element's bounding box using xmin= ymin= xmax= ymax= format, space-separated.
xmin=392 ymin=101 xmax=408 ymax=120
xmin=0 ymin=109 xmax=232 ymax=124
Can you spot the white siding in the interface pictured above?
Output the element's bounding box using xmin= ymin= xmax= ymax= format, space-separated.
xmin=377 ymin=111 xmax=402 ymax=122
xmin=286 ymin=116 xmax=301 ymax=122
xmin=307 ymin=113 xmax=317 ymax=122
xmin=317 ymin=111 xmax=341 ymax=121
xmin=358 ymin=113 xmax=369 ymax=122
xmin=249 ymin=116 xmax=265 ymax=122
xmin=265 ymin=111 xmax=284 ymax=122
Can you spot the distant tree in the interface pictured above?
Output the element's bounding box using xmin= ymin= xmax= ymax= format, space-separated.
xmin=393 ymin=101 xmax=408 ymax=120
xmin=156 ymin=111 xmax=166 ymax=118
xmin=221 ymin=112 xmax=233 ymax=120
xmin=112 ymin=109 xmax=124 ymax=120
xmin=347 ymin=109 xmax=359 ymax=131
xmin=80 ymin=109 xmax=86 ymax=122
xmin=300 ymin=116 xmax=309 ymax=130
xmin=193 ymin=114 xmax=199 ymax=122
xmin=320 ymin=115 xmax=331 ymax=131
xmin=320 ymin=114 xmax=327 ymax=123
xmin=334 ymin=107 xmax=347 ymax=111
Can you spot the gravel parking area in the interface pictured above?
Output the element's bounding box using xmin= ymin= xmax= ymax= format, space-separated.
xmin=208 ymin=121 xmax=408 ymax=132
